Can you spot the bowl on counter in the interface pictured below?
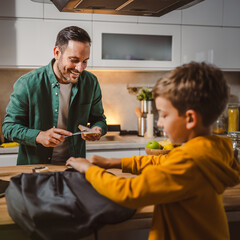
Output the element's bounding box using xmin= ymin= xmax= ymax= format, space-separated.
xmin=145 ymin=148 xmax=170 ymax=155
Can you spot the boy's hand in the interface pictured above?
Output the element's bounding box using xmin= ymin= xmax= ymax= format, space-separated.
xmin=89 ymin=155 xmax=110 ymax=169
xmin=66 ymin=157 xmax=93 ymax=173
xmin=89 ymin=155 xmax=122 ymax=169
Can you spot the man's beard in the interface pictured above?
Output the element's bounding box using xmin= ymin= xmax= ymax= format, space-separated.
xmin=56 ymin=62 xmax=71 ymax=83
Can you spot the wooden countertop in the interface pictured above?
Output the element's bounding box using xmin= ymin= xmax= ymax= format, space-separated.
xmin=0 ymin=136 xmax=166 ymax=154
xmin=1 ymin=165 xmax=240 ymax=235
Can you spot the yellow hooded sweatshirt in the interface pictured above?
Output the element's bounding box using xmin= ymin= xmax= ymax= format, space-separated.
xmin=86 ymin=135 xmax=240 ymax=240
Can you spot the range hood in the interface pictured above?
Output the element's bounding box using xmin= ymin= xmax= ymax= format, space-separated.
xmin=32 ymin=0 xmax=204 ymax=17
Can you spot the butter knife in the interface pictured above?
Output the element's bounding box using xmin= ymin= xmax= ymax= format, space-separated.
xmin=64 ymin=130 xmax=86 ymax=138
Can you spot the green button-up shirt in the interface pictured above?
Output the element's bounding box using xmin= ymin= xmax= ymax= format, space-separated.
xmin=2 ymin=60 xmax=107 ymax=165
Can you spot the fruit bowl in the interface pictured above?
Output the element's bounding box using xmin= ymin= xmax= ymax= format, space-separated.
xmin=145 ymin=147 xmax=170 ymax=155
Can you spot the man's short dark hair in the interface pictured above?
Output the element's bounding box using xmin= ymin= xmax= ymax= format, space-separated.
xmin=55 ymin=26 xmax=91 ymax=52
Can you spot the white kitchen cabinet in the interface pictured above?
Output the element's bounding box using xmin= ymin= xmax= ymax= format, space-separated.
xmin=86 ymin=149 xmax=139 ymax=159
xmin=43 ymin=3 xmax=92 ymax=21
xmin=0 ymin=154 xmax=17 ymax=166
xmin=0 ymin=0 xmax=43 ymax=18
xmin=92 ymin=22 xmax=181 ymax=70
xmin=182 ymin=0 xmax=223 ymax=26
xmin=41 ymin=19 xmax=93 ymax=67
xmin=181 ymin=26 xmax=223 ymax=67
xmin=139 ymin=148 xmax=147 ymax=156
xmin=220 ymin=28 xmax=240 ymax=70
xmin=0 ymin=19 xmax=45 ymax=67
xmin=181 ymin=25 xmax=240 ymax=70
xmin=223 ymin=0 xmax=240 ymax=27
xmin=0 ymin=19 xmax=92 ymax=68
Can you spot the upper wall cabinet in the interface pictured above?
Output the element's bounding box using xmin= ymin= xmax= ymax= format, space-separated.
xmin=0 ymin=19 xmax=45 ymax=67
xmin=220 ymin=28 xmax=240 ymax=69
xmin=0 ymin=19 xmax=92 ymax=68
xmin=182 ymin=0 xmax=223 ymax=26
xmin=0 ymin=0 xmax=43 ymax=18
xmin=92 ymin=22 xmax=181 ymax=70
xmin=41 ymin=20 xmax=93 ymax=67
xmin=181 ymin=26 xmax=240 ymax=71
xmin=181 ymin=26 xmax=223 ymax=67
xmin=223 ymin=0 xmax=240 ymax=27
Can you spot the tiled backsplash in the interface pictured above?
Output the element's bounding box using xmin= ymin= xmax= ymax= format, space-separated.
xmin=0 ymin=69 xmax=239 ymax=131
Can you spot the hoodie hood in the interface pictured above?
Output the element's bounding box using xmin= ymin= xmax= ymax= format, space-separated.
xmin=183 ymin=136 xmax=240 ymax=194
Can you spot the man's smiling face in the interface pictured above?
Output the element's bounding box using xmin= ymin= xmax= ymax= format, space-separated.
xmin=54 ymin=40 xmax=90 ymax=84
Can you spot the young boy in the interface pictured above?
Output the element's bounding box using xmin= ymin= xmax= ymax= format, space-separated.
xmin=66 ymin=62 xmax=240 ymax=240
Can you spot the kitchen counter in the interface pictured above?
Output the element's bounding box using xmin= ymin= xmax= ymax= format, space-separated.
xmin=0 ymin=136 xmax=165 ymax=154
xmin=1 ymin=165 xmax=240 ymax=240
xmin=86 ymin=135 xmax=165 ymax=150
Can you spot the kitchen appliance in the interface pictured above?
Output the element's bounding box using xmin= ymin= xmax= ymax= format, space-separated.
xmin=138 ymin=116 xmax=146 ymax=137
xmin=136 ymin=100 xmax=153 ymax=137
xmin=31 ymin=0 xmax=204 ymax=17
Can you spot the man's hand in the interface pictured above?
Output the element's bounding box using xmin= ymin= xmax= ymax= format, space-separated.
xmin=81 ymin=126 xmax=102 ymax=141
xmin=66 ymin=157 xmax=93 ymax=173
xmin=36 ymin=128 xmax=72 ymax=147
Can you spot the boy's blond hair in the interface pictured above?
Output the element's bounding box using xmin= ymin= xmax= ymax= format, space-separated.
xmin=153 ymin=62 xmax=229 ymax=127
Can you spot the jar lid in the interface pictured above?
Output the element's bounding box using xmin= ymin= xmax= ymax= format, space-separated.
xmin=228 ymin=103 xmax=239 ymax=108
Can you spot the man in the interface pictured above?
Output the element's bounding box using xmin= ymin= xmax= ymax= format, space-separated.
xmin=2 ymin=26 xmax=107 ymax=165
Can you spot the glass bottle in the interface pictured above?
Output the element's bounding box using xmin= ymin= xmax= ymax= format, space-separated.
xmin=213 ymin=114 xmax=226 ymax=135
xmin=227 ymin=131 xmax=240 ymax=163
xmin=228 ymin=104 xmax=239 ymax=132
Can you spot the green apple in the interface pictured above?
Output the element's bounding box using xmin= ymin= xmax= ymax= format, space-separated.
xmin=146 ymin=140 xmax=161 ymax=149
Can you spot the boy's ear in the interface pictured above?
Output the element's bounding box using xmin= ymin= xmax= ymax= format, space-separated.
xmin=185 ymin=110 xmax=198 ymax=130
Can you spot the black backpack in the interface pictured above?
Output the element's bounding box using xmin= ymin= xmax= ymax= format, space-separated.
xmin=5 ymin=169 xmax=136 ymax=240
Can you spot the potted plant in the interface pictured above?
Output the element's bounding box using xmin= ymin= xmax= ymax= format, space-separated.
xmin=137 ymin=88 xmax=153 ymax=113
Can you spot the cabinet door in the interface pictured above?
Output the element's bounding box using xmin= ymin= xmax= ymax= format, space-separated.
xmin=92 ymin=22 xmax=181 ymax=70
xmin=0 ymin=19 xmax=92 ymax=68
xmin=139 ymin=148 xmax=147 ymax=156
xmin=0 ymin=19 xmax=45 ymax=67
xmin=0 ymin=154 xmax=17 ymax=166
xmin=181 ymin=26 xmax=223 ymax=67
xmin=221 ymin=28 xmax=240 ymax=70
xmin=223 ymin=0 xmax=240 ymax=27
xmin=41 ymin=20 xmax=93 ymax=67
xmin=0 ymin=0 xmax=43 ymax=18
xmin=182 ymin=0 xmax=223 ymax=26
xmin=86 ymin=149 xmax=139 ymax=159
xmin=182 ymin=26 xmax=240 ymax=70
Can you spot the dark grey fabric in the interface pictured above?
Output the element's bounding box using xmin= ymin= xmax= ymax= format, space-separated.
xmin=5 ymin=170 xmax=136 ymax=240
xmin=0 ymin=179 xmax=9 ymax=198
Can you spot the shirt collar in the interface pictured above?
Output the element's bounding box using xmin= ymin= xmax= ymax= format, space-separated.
xmin=47 ymin=59 xmax=60 ymax=88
